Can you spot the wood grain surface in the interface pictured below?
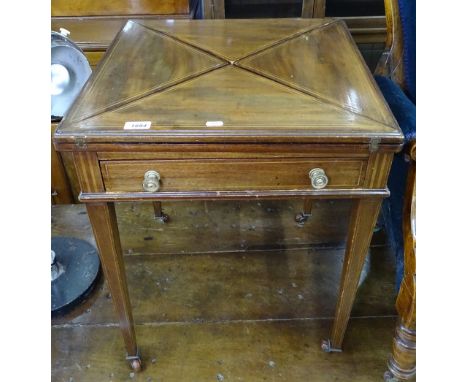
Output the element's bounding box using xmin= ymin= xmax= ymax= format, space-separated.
xmin=238 ymin=21 xmax=396 ymax=127
xmin=66 ymin=21 xmax=225 ymax=122
xmin=54 ymin=19 xmax=403 ymax=146
xmin=100 ymin=158 xmax=366 ymax=192
xmin=52 ymin=0 xmax=189 ymax=17
xmin=51 ymin=200 xmax=393 ymax=326
xmin=52 ymin=318 xmax=397 ymax=381
xmin=330 ymin=197 xmax=383 ymax=349
xmin=52 ymin=201 xmax=403 ymax=381
xmin=139 ymin=18 xmax=331 ymax=61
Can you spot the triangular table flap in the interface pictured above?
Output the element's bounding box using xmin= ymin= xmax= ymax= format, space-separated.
xmin=67 ymin=20 xmax=226 ymax=123
xmin=237 ymin=21 xmax=398 ymax=129
xmin=136 ymin=18 xmax=333 ymax=62
xmin=76 ymin=66 xmax=394 ymax=133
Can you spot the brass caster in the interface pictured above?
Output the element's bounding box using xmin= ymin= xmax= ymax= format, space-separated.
xmin=321 ymin=339 xmax=342 ymax=353
xmin=295 ymin=212 xmax=309 ymax=224
xmin=126 ymin=349 xmax=142 ymax=372
xmin=130 ymin=359 xmax=142 ymax=372
xmin=321 ymin=339 xmax=330 ymax=352
xmin=383 ymin=371 xmax=399 ymax=382
xmin=155 ymin=213 xmax=169 ymax=223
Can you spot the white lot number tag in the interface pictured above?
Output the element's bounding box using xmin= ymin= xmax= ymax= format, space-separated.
xmin=205 ymin=121 xmax=224 ymax=127
xmin=123 ymin=121 xmax=152 ymax=130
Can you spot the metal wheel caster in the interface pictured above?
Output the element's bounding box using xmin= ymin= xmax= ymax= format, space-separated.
xmin=383 ymin=371 xmax=399 ymax=382
xmin=295 ymin=212 xmax=309 ymax=224
xmin=155 ymin=212 xmax=169 ymax=223
xmin=321 ymin=339 xmax=331 ymax=352
xmin=126 ymin=350 xmax=142 ymax=372
xmin=321 ymin=339 xmax=342 ymax=353
xmin=130 ymin=359 xmax=142 ymax=372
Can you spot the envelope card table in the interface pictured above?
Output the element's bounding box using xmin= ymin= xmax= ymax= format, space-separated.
xmin=54 ymin=18 xmax=403 ymax=370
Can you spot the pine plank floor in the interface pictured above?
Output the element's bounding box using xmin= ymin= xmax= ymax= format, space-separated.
xmin=52 ymin=200 xmax=403 ymax=382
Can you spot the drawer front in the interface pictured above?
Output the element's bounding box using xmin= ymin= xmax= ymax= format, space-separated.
xmin=100 ymin=159 xmax=366 ymax=192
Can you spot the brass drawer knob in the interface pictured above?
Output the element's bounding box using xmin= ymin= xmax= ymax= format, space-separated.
xmin=309 ymin=168 xmax=328 ymax=189
xmin=142 ymin=170 xmax=161 ymax=192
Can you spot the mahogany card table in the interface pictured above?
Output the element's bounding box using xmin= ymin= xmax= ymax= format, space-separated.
xmin=54 ymin=18 xmax=403 ymax=370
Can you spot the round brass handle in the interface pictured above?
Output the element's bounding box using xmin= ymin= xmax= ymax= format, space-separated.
xmin=309 ymin=168 xmax=328 ymax=189
xmin=142 ymin=170 xmax=161 ymax=192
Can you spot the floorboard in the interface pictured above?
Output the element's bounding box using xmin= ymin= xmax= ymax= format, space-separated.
xmin=52 ymin=200 xmax=403 ymax=381
xmin=52 ymin=318 xmax=397 ymax=382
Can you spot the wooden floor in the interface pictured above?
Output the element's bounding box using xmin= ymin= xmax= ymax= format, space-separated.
xmin=52 ymin=199 xmax=404 ymax=382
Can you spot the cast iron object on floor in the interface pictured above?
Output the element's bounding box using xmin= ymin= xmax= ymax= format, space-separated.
xmin=51 ymin=237 xmax=101 ymax=315
xmin=51 ymin=30 xmax=91 ymax=118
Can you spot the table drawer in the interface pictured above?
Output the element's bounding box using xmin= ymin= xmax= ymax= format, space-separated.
xmin=100 ymin=159 xmax=366 ymax=192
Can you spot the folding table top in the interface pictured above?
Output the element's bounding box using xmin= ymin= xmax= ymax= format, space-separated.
xmin=55 ymin=19 xmax=403 ymax=146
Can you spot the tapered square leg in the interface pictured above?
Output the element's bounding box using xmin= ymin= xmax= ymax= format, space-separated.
xmin=152 ymin=201 xmax=169 ymax=223
xmin=86 ymin=202 xmax=141 ymax=371
xmin=324 ymin=198 xmax=383 ymax=351
xmin=295 ymin=198 xmax=313 ymax=223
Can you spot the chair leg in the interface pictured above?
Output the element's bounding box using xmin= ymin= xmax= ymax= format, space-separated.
xmin=385 ymin=141 xmax=416 ymax=381
xmin=384 ymin=275 xmax=416 ymax=381
xmin=384 ymin=322 xmax=416 ymax=381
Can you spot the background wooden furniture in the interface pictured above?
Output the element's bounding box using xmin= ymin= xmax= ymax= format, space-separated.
xmin=52 ymin=0 xmax=194 ymax=69
xmin=54 ymin=18 xmax=403 ymax=370
xmin=375 ymin=0 xmax=415 ymax=101
xmin=201 ymin=0 xmax=386 ymax=70
xmin=375 ymin=0 xmax=404 ymax=88
xmin=374 ymin=0 xmax=416 ymax=380
xmin=384 ymin=141 xmax=415 ymax=381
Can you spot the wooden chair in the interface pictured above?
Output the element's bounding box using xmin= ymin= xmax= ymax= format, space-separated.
xmin=384 ymin=142 xmax=415 ymax=382
xmin=374 ymin=0 xmax=416 ymax=380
